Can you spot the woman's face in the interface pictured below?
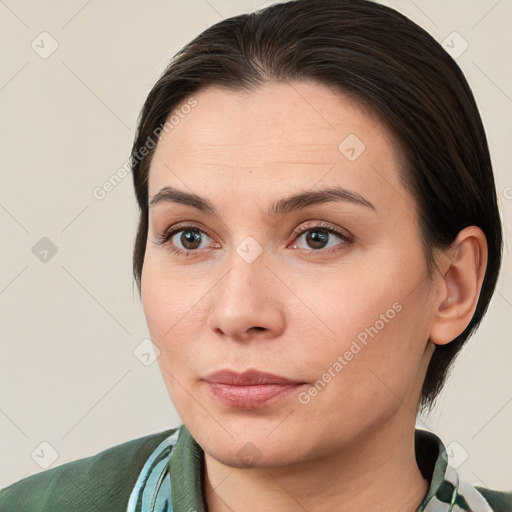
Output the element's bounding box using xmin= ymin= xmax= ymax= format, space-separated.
xmin=141 ymin=81 xmax=439 ymax=467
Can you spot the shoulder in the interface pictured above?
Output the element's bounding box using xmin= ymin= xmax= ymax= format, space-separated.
xmin=414 ymin=428 xmax=510 ymax=512
xmin=475 ymin=486 xmax=512 ymax=512
xmin=0 ymin=427 xmax=178 ymax=512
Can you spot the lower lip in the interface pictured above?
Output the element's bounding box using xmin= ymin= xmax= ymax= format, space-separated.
xmin=205 ymin=382 xmax=303 ymax=408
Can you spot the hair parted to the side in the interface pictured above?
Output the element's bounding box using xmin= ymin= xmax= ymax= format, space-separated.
xmin=130 ymin=0 xmax=502 ymax=414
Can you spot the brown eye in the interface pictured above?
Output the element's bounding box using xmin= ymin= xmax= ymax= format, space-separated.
xmin=291 ymin=224 xmax=350 ymax=252
xmin=155 ymin=225 xmax=215 ymax=256
xmin=304 ymin=229 xmax=330 ymax=249
xmin=178 ymin=229 xmax=204 ymax=250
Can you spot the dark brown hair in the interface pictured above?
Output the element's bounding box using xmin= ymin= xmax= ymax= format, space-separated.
xmin=130 ymin=0 xmax=502 ymax=413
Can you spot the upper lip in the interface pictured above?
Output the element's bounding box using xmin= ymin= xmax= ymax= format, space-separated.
xmin=202 ymin=369 xmax=304 ymax=386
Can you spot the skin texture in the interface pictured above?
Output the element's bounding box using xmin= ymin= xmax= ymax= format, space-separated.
xmin=141 ymin=81 xmax=487 ymax=511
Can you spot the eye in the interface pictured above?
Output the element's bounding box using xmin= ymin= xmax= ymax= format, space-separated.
xmin=154 ymin=221 xmax=352 ymax=257
xmin=290 ymin=222 xmax=352 ymax=253
xmin=154 ymin=225 xmax=217 ymax=256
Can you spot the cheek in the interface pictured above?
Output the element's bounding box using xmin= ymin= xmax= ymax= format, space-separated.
xmin=293 ymin=308 xmax=426 ymax=438
xmin=141 ymin=257 xmax=197 ymax=341
xmin=142 ymin=264 xmax=199 ymax=409
xmin=292 ymin=252 xmax=431 ymax=407
xmin=141 ymin=258 xmax=210 ymax=385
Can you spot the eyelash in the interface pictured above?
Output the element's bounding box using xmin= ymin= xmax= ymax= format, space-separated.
xmin=154 ymin=221 xmax=353 ymax=257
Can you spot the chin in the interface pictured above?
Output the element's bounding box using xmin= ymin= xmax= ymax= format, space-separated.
xmin=206 ymin=442 xmax=299 ymax=470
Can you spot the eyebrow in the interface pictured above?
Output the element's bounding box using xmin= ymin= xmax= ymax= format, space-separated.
xmin=149 ymin=185 xmax=377 ymax=216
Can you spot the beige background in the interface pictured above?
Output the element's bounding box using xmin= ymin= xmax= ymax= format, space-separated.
xmin=1 ymin=0 xmax=511 ymax=491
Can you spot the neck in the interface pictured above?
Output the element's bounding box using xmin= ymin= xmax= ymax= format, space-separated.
xmin=204 ymin=411 xmax=430 ymax=512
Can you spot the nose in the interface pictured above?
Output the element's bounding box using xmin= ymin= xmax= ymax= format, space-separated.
xmin=206 ymin=248 xmax=286 ymax=342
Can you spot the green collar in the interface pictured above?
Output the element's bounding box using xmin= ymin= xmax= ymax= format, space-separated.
xmin=169 ymin=425 xmax=205 ymax=511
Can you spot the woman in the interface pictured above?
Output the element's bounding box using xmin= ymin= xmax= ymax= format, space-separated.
xmin=1 ymin=0 xmax=510 ymax=510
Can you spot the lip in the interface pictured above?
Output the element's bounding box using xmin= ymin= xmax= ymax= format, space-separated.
xmin=202 ymin=369 xmax=306 ymax=409
xmin=203 ymin=369 xmax=303 ymax=386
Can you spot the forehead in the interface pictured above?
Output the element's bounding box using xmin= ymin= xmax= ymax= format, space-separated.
xmin=147 ymin=81 xmax=406 ymax=212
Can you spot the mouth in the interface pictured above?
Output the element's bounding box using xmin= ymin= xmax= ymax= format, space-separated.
xmin=202 ymin=369 xmax=306 ymax=409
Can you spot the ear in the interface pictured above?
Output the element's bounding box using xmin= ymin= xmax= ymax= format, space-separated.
xmin=429 ymin=226 xmax=488 ymax=346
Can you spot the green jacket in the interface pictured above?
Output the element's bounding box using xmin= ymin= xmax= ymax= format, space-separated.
xmin=0 ymin=425 xmax=510 ymax=511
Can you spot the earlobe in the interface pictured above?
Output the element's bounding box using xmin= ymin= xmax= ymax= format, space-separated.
xmin=429 ymin=226 xmax=488 ymax=346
